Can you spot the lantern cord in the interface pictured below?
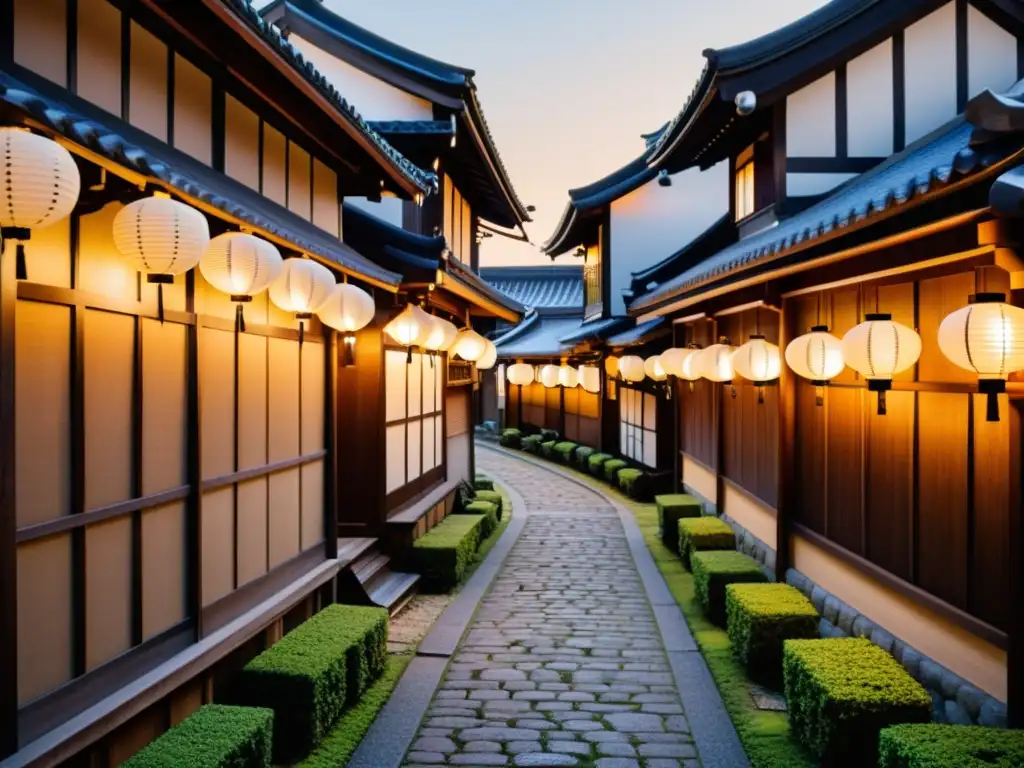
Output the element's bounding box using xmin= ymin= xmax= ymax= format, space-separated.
xmin=235 ymin=303 xmax=246 ymax=334
xmin=15 ymin=243 xmax=26 ymax=281
xmin=815 ymin=385 xmax=824 ymax=407
xmin=987 ymin=392 xmax=1000 ymax=422
xmin=298 ymin=318 xmax=304 ymax=346
xmin=877 ymin=390 xmax=887 ymax=416
xmin=407 ymin=346 xmax=412 ymax=364
xmin=157 ymin=283 xmax=165 ymax=324
xmin=341 ymin=334 xmax=356 ymax=367
xmin=758 ymin=385 xmax=764 ymax=404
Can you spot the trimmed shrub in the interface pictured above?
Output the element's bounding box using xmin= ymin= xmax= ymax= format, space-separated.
xmin=539 ymin=428 xmax=560 ymax=442
xmin=464 ymin=500 xmax=498 ymax=536
xmin=617 ymin=467 xmax=644 ymax=496
xmin=521 ymin=434 xmax=543 ymax=454
xmin=540 ymin=440 xmax=558 ymax=459
xmin=122 ymin=704 xmax=273 ymax=768
xmin=878 ymin=723 xmax=1024 ymax=768
xmin=784 ymin=638 xmax=931 ymax=764
xmin=603 ymin=458 xmax=628 ymax=483
xmin=588 ymin=452 xmax=613 ymax=476
xmin=474 ymin=475 xmax=495 ymax=491
xmin=678 ymin=516 xmax=736 ymax=569
xmin=656 ymin=493 xmax=702 ymax=552
xmin=573 ymin=446 xmax=596 ymax=470
xmin=411 ymin=513 xmax=485 ymax=592
xmin=499 ymin=430 xmax=522 ymax=448
xmin=553 ymin=441 xmax=578 ymax=463
xmin=473 ymin=489 xmax=503 ymax=518
xmin=691 ymin=550 xmax=768 ymax=625
xmin=231 ymin=604 xmax=388 ymax=762
xmin=725 ymin=583 xmax=818 ymax=687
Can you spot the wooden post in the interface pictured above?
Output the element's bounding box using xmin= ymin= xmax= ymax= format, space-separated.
xmin=185 ymin=272 xmax=203 ymax=638
xmin=323 ymin=329 xmax=338 ymax=560
xmin=776 ymin=299 xmax=795 ymax=580
xmin=672 ymin=323 xmax=681 ymax=493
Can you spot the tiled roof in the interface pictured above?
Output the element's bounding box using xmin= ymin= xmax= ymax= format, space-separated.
xmin=628 ymin=213 xmax=735 ymax=298
xmin=0 ymin=72 xmax=403 ymax=286
xmin=605 ymin=317 xmax=669 ymax=348
xmin=369 ymin=120 xmax=455 ymax=136
xmin=225 ymin=0 xmax=436 ymax=194
xmin=480 ymin=266 xmax=583 ymax=311
xmin=557 ymin=316 xmax=632 ymax=345
xmin=495 ymin=313 xmax=585 ymax=359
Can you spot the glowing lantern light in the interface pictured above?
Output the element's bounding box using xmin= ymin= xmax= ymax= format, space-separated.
xmin=433 ymin=317 xmax=459 ymax=352
xmin=698 ymin=342 xmax=735 ymax=382
xmin=619 ymin=355 xmax=645 ymax=383
xmin=410 ymin=305 xmax=440 ymax=349
xmin=938 ymin=292 xmax=1024 ymax=421
xmin=732 ymin=335 xmax=781 ymax=403
xmin=679 ymin=348 xmax=703 ymax=381
xmin=540 ymin=364 xmax=560 ymax=388
xmin=578 ymin=365 xmax=601 ymax=394
xmin=477 ymin=339 xmax=498 ymax=370
xmin=317 ymin=282 xmax=376 ymax=366
xmin=507 ymin=363 xmax=535 ymax=386
xmin=559 ymin=364 xmax=578 ymax=388
xmin=841 ymin=313 xmax=921 ymax=415
xmin=453 ymin=327 xmax=488 ymax=362
xmin=659 ymin=348 xmax=691 ymax=378
xmin=644 ymin=355 xmax=667 ymax=382
xmin=605 ymin=355 xmax=620 ymax=378
xmin=384 ymin=304 xmax=421 ymax=349
xmin=200 ymin=232 xmax=283 ymax=332
xmin=268 ymin=257 xmax=335 ymax=345
xmin=784 ymin=325 xmax=845 ymax=406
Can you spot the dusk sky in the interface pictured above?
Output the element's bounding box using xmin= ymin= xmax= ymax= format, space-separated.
xmin=316 ymin=0 xmax=828 ymax=265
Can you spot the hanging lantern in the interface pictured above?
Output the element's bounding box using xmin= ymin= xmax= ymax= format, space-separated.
xmin=507 ymin=362 xmax=535 ymax=386
xmin=698 ymin=341 xmax=735 ymax=383
xmin=578 ymin=365 xmax=601 ymax=394
xmin=938 ymin=292 xmax=1024 ymax=422
xmin=200 ymin=232 xmax=283 ymax=333
xmin=432 ymin=317 xmax=459 ymax=352
xmin=605 ymin=355 xmax=619 ymax=378
xmin=112 ymin=195 xmax=210 ymax=321
xmin=477 ymin=339 xmax=498 ymax=370
xmin=679 ymin=347 xmax=702 ymax=382
xmin=540 ymin=364 xmax=560 ymax=388
xmin=732 ymin=335 xmax=781 ymax=403
xmin=417 ymin=311 xmax=446 ymax=351
xmin=619 ymin=355 xmax=646 ymax=383
xmin=841 ymin=313 xmax=921 ymax=416
xmin=317 ymin=282 xmax=376 ymax=366
xmin=453 ymin=327 xmax=488 ymax=362
xmin=268 ymin=257 xmax=335 ymax=344
xmin=659 ymin=347 xmax=692 ymax=378
xmin=644 ymin=355 xmax=667 ymax=382
xmin=784 ymin=326 xmax=845 ymax=406
xmin=384 ymin=304 xmax=421 ymax=361
xmin=0 ymin=128 xmax=81 ymax=281
xmin=559 ymin=364 xmax=578 ymax=388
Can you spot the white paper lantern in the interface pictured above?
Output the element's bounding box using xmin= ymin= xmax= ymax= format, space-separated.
xmin=578 ymin=365 xmax=601 ymax=394
xmin=477 ymin=339 xmax=498 ymax=370
xmin=0 ymin=128 xmax=81 ymax=281
xmin=433 ymin=317 xmax=459 ymax=352
xmin=113 ymin=196 xmax=210 ymax=278
xmin=659 ymin=348 xmax=692 ymax=378
xmin=384 ymin=304 xmax=421 ymax=346
xmin=268 ymin=257 xmax=335 ymax=317
xmin=453 ymin=327 xmax=488 ymax=362
xmin=619 ymin=355 xmax=646 ymax=383
xmin=732 ymin=336 xmax=781 ymax=384
xmin=679 ymin=348 xmax=702 ymax=381
xmin=507 ymin=363 xmax=535 ymax=386
xmin=540 ymin=364 xmax=560 ymax=388
xmin=410 ymin=305 xmax=440 ymax=349
xmin=698 ymin=343 xmax=735 ymax=382
xmin=842 ymin=313 xmax=921 ymax=415
xmin=938 ymin=292 xmax=1024 ymax=421
xmin=644 ymin=355 xmax=667 ymax=382
xmin=605 ymin=355 xmax=619 ymax=378
xmin=201 ymin=232 xmax=283 ymax=332
xmin=559 ymin=364 xmax=578 ymax=388
xmin=317 ymin=282 xmax=376 ymax=333
xmin=785 ymin=326 xmax=846 ymax=383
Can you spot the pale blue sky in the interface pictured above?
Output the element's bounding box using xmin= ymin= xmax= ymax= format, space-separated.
xmin=315 ymin=0 xmax=828 ymax=264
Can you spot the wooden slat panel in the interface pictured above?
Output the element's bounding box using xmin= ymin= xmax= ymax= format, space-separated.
xmin=262 ymin=124 xmax=287 ymax=207
xmin=971 ymin=393 xmax=1011 ymax=629
xmin=877 ymin=282 xmax=916 ymax=382
xmin=287 ymin=142 xmax=312 ymax=221
xmin=236 ymin=478 xmax=268 ymax=587
xmin=141 ymin=319 xmax=187 ymax=494
xmin=829 ymin=287 xmax=861 ymax=384
xmin=865 ymin=389 xmax=914 ymax=581
xmin=140 ymin=501 xmax=186 ymax=640
xmin=447 ymin=388 xmax=469 ymax=437
xmin=918 ymin=272 xmax=975 ymax=383
xmin=17 ymin=535 xmax=73 ymax=704
xmin=14 ymin=0 xmax=67 ymax=87
xmin=173 ymin=54 xmax=212 ymax=165
xmin=84 ymin=517 xmax=132 ymax=670
xmin=795 ymin=380 xmax=826 ymax=533
xmin=200 ymin=488 xmax=234 ymax=607
xmin=757 ymin=384 xmax=779 ymax=507
xmin=225 ymin=95 xmax=260 ymax=192
xmin=268 ymin=468 xmax=300 ymax=568
xmin=826 ymin=386 xmax=864 ymax=555
xmin=129 ymin=21 xmax=168 ymax=141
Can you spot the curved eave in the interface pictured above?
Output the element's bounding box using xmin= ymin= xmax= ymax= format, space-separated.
xmin=342 ymin=202 xmax=446 ymax=264
xmin=629 ymin=213 xmax=736 ymax=295
xmin=441 ymin=259 xmax=524 ymax=322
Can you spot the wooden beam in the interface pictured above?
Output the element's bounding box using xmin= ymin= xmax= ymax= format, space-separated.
xmin=1009 ymin=400 xmax=1023 ymax=727
xmin=0 ymin=222 xmax=18 ymax=758
xmin=776 ymin=299 xmax=795 ymax=579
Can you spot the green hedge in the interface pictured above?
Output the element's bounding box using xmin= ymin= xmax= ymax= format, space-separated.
xmin=588 ymin=452 xmax=613 ymax=476
xmin=539 ymin=428 xmax=560 ymax=442
xmin=473 ymin=489 xmax=503 ymax=517
xmin=573 ymin=446 xmax=596 ymax=470
xmin=122 ymin=705 xmax=273 ymax=768
xmin=691 ymin=550 xmax=768 ymax=625
xmin=617 ymin=467 xmax=644 ymax=497
xmin=521 ymin=434 xmax=543 ymax=454
xmin=231 ymin=605 xmax=388 ymax=762
xmin=678 ymin=516 xmax=736 ymax=569
xmin=725 ymin=583 xmax=818 ymax=688
xmin=878 ymin=724 xmax=1024 ymax=768
xmin=656 ymin=494 xmax=702 ymax=552
xmin=463 ymin=500 xmax=498 ymax=537
xmin=498 ymin=429 xmax=522 ymax=448
xmin=603 ymin=458 xmax=627 ymax=483
xmin=784 ymin=638 xmax=931 ymax=764
xmin=474 ymin=475 xmax=494 ymax=491
xmin=553 ymin=441 xmax=578 ymax=463
xmin=540 ymin=440 xmax=558 ymax=458
xmin=411 ymin=513 xmax=485 ymax=591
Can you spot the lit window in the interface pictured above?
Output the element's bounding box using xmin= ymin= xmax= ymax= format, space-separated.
xmin=584 ymin=245 xmax=601 ymax=310
xmin=735 ymin=159 xmax=755 ymax=221
xmin=619 ymin=386 xmax=657 ymax=468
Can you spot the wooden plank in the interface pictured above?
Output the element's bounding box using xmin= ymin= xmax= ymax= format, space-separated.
xmin=826 ymin=386 xmax=864 ymax=555
xmin=917 ymin=272 xmax=974 ymax=383
xmin=795 ymin=380 xmax=827 ymax=533
xmin=865 ymin=389 xmax=914 ymax=581
xmin=971 ymin=393 xmax=1011 ymax=630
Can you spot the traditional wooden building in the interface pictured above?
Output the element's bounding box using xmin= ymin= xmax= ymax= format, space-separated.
xmin=0 ymin=0 xmax=518 ymax=764
xmin=624 ymin=0 xmax=1024 ymax=730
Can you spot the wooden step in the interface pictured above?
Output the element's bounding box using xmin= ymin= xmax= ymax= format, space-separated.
xmin=336 ymin=537 xmax=378 ymax=568
xmin=353 ymin=551 xmax=391 ymax=586
xmin=368 ymin=569 xmax=420 ymax=617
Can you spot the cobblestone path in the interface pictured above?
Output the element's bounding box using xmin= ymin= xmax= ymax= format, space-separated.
xmin=402 ymin=449 xmax=699 ymax=768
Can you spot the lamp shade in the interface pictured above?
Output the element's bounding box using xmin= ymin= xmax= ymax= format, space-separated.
xmin=605 ymin=355 xmax=620 ymax=378
xmin=644 ymin=355 xmax=667 ymax=381
xmin=659 ymin=347 xmax=692 ymax=378
xmin=409 ymin=305 xmax=439 ymax=348
xmin=937 ymin=293 xmax=1024 ymax=421
xmin=841 ymin=314 xmax=921 ymax=386
xmin=619 ymin=355 xmax=645 ymax=383
xmin=0 ymin=128 xmax=81 ymax=231
xmin=384 ymin=304 xmax=421 ymax=346
xmin=732 ymin=335 xmax=781 ymax=384
xmin=507 ymin=363 xmax=534 ymax=386
xmin=112 ymin=196 xmax=210 ymax=278
xmin=433 ymin=317 xmax=459 ymax=352
xmin=317 ymin=282 xmax=375 ymax=333
xmin=200 ymin=232 xmax=282 ymax=299
xmin=698 ymin=343 xmax=735 ymax=382
xmin=268 ymin=258 xmax=335 ymax=315
xmin=453 ymin=328 xmax=488 ymax=362
xmin=784 ymin=326 xmax=845 ymax=383
xmin=679 ymin=348 xmax=702 ymax=381
xmin=540 ymin=364 xmax=560 ymax=388
xmin=578 ymin=365 xmax=601 ymax=393
xmin=559 ymin=364 xmax=578 ymax=388
xmin=477 ymin=340 xmax=498 ymax=370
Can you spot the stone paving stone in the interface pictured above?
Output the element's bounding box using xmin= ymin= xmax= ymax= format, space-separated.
xmin=399 ymin=450 xmax=697 ymax=768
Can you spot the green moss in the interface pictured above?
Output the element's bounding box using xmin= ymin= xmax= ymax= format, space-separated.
xmin=878 ymin=724 xmax=1024 ymax=768
xmin=603 ymin=458 xmax=628 ymax=483
xmin=122 ymin=705 xmax=273 ymax=768
xmin=553 ymin=441 xmax=578 ymax=463
xmin=573 ymin=446 xmax=596 ymax=470
xmin=587 ymin=452 xmax=613 ymax=476
xmin=784 ymin=638 xmax=931 ymax=764
xmin=540 ymin=440 xmax=558 ymax=458
xmin=725 ymin=583 xmax=818 ymax=688
xmin=656 ymin=493 xmax=703 ymax=552
xmin=472 ymin=489 xmax=503 ymax=518
xmin=679 ymin=516 xmax=737 ymax=569
xmin=230 ymin=605 xmax=388 ymax=762
xmin=462 ymin=501 xmax=498 ymax=537
xmin=521 ymin=434 xmax=543 ymax=454
xmin=691 ymin=550 xmax=768 ymax=626
xmin=411 ymin=514 xmax=485 ymax=591
xmin=298 ymin=655 xmax=413 ymax=768
xmin=498 ymin=429 xmax=522 ymax=448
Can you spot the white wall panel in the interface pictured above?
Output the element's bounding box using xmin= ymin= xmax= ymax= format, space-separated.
xmin=787 ymin=72 xmax=836 ymax=158
xmin=847 ymin=39 xmax=894 ymax=157
xmin=786 ymin=172 xmax=858 ymax=197
xmin=344 ymin=196 xmax=405 ymax=228
xmin=967 ymin=5 xmax=1018 ymax=99
xmin=905 ymin=2 xmax=957 ymax=144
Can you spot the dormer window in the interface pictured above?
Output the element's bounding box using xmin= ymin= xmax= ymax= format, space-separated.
xmin=735 ymin=143 xmax=756 ymax=221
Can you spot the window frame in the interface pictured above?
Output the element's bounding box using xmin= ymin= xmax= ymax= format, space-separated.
xmin=619 ymin=385 xmax=657 ymax=468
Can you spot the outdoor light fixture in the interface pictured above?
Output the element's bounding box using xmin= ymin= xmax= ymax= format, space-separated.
xmin=644 ymin=355 xmax=667 ymax=382
xmin=578 ymin=365 xmax=601 ymax=394
xmin=477 ymin=339 xmax=498 ymax=370
xmin=317 ymin=281 xmax=376 ymax=366
xmin=112 ymin=194 xmax=210 ymax=322
xmin=938 ymin=292 xmax=1024 ymax=421
xmin=784 ymin=326 xmax=846 ymax=405
xmin=200 ymin=232 xmax=283 ymax=333
xmin=453 ymin=327 xmax=488 ymax=362
xmin=658 ymin=348 xmax=691 ymax=378
xmin=0 ymin=127 xmax=81 ymax=281
xmin=697 ymin=340 xmax=736 ymax=383
xmin=619 ymin=355 xmax=646 ymax=383
xmin=268 ymin=257 xmax=335 ymax=344
xmin=605 ymin=355 xmax=620 ymax=379
xmin=384 ymin=304 xmax=422 ymax=360
xmin=507 ymin=363 xmax=535 ymax=386
xmin=540 ymin=364 xmax=560 ymax=388
xmin=559 ymin=364 xmax=578 ymax=388
xmin=841 ymin=314 xmax=921 ymax=415
xmin=732 ymin=335 xmax=781 ymax=403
